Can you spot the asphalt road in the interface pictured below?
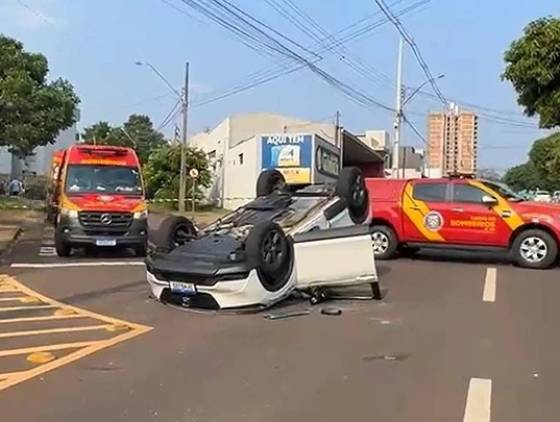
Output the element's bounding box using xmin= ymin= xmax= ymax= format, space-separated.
xmin=0 ymin=223 xmax=559 ymax=421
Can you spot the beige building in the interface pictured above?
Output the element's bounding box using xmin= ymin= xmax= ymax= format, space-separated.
xmin=189 ymin=113 xmax=385 ymax=209
xmin=427 ymin=107 xmax=478 ymax=177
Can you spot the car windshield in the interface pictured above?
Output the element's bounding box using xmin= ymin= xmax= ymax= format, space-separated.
xmin=65 ymin=165 xmax=143 ymax=195
xmin=481 ymin=180 xmax=524 ymax=202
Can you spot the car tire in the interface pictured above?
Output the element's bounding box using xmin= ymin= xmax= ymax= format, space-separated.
xmin=370 ymin=225 xmax=398 ymax=260
xmin=150 ymin=215 xmax=196 ymax=252
xmin=246 ymin=221 xmax=293 ymax=291
xmin=511 ymin=229 xmax=558 ymax=269
xmin=256 ymin=170 xmax=286 ymax=197
xmin=54 ymin=229 xmax=71 ymax=257
xmin=336 ymin=167 xmax=369 ymax=224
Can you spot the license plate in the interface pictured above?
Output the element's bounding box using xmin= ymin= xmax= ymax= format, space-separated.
xmin=169 ymin=281 xmax=197 ymax=295
xmin=95 ymin=239 xmax=117 ymax=246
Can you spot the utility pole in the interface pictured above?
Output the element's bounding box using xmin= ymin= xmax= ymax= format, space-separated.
xmin=392 ymin=37 xmax=404 ymax=178
xmin=178 ymin=62 xmax=189 ymax=212
xmin=335 ymin=111 xmax=340 ymax=147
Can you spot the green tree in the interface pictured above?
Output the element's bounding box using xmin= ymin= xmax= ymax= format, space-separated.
xmin=503 ymin=17 xmax=560 ymax=128
xmin=143 ymin=144 xmax=211 ymax=207
xmin=82 ymin=121 xmax=113 ymax=144
xmin=502 ymin=162 xmax=540 ymax=191
xmin=0 ymin=35 xmax=79 ymax=156
xmin=82 ymin=115 xmax=165 ymax=163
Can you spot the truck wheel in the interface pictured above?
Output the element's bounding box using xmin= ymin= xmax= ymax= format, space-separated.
xmin=370 ymin=225 xmax=398 ymax=260
xmin=246 ymin=221 xmax=293 ymax=292
xmin=336 ymin=167 xmax=369 ymax=224
xmin=256 ymin=170 xmax=286 ymax=197
xmin=150 ymin=216 xmax=196 ymax=252
xmin=54 ymin=230 xmax=71 ymax=257
xmin=512 ymin=229 xmax=558 ymax=269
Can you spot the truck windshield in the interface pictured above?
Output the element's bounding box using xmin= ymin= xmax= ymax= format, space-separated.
xmin=481 ymin=180 xmax=523 ymax=202
xmin=65 ymin=165 xmax=143 ymax=195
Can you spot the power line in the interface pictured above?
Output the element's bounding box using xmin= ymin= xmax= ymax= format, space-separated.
xmin=372 ymin=0 xmax=447 ymax=104
xmin=157 ymin=100 xmax=181 ymax=130
xmin=176 ymin=0 xmax=396 ymax=112
xmin=182 ymin=0 xmax=429 ymax=108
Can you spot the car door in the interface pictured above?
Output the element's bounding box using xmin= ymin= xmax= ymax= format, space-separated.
xmin=291 ymin=225 xmax=377 ymax=289
xmin=447 ymin=181 xmax=508 ymax=246
xmin=401 ymin=180 xmax=452 ymax=243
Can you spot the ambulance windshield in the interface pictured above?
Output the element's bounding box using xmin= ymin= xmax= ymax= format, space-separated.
xmin=65 ymin=165 xmax=143 ymax=195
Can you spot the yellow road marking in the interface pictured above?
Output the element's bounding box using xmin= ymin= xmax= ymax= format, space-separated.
xmin=0 ymin=371 xmax=26 ymax=380
xmin=0 ymin=305 xmax=56 ymax=312
xmin=0 ymin=276 xmax=152 ymax=392
xmin=0 ymin=314 xmax=86 ymax=324
xmin=0 ymin=324 xmax=113 ymax=339
xmin=0 ymin=341 xmax=99 ymax=358
xmin=27 ymin=351 xmax=56 ymax=364
xmin=0 ymin=297 xmax=26 ymax=302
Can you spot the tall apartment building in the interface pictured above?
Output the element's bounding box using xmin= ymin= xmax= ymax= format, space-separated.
xmin=427 ymin=107 xmax=478 ymax=177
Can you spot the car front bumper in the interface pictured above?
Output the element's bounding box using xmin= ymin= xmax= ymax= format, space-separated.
xmin=57 ymin=215 xmax=147 ymax=247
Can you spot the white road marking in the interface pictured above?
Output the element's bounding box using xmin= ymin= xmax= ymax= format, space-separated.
xmin=10 ymin=261 xmax=145 ymax=269
xmin=42 ymin=239 xmax=55 ymax=246
xmin=463 ymin=378 xmax=492 ymax=422
xmin=483 ymin=268 xmax=497 ymax=302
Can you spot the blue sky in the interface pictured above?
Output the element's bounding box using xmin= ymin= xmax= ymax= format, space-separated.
xmin=0 ymin=0 xmax=558 ymax=170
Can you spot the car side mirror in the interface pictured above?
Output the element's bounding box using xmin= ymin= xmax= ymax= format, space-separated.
xmin=482 ymin=195 xmax=498 ymax=206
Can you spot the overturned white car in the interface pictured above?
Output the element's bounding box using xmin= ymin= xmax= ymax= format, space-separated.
xmin=146 ymin=167 xmax=379 ymax=310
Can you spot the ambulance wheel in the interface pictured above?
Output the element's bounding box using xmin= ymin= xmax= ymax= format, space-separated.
xmin=336 ymin=167 xmax=369 ymax=224
xmin=512 ymin=229 xmax=558 ymax=269
xmin=54 ymin=231 xmax=71 ymax=257
xmin=256 ymin=170 xmax=286 ymax=197
xmin=370 ymin=225 xmax=398 ymax=260
xmin=246 ymin=221 xmax=293 ymax=292
xmin=151 ymin=216 xmax=196 ymax=252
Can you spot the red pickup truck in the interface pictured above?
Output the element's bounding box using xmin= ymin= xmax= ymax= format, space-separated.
xmin=366 ymin=177 xmax=560 ymax=269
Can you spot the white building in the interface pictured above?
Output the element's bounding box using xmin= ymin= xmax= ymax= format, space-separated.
xmin=0 ymin=120 xmax=78 ymax=178
xmin=189 ymin=112 xmax=385 ymax=209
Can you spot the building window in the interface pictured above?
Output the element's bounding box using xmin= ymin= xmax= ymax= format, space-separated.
xmin=238 ymin=153 xmax=244 ymax=165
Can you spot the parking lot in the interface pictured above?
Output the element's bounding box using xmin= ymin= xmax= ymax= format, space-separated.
xmin=0 ymin=224 xmax=559 ymax=421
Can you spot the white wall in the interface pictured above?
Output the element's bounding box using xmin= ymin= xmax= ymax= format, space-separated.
xmin=223 ymin=137 xmax=259 ymax=210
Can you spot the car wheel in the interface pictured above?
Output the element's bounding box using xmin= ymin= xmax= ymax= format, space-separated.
xmin=370 ymin=225 xmax=398 ymax=260
xmin=512 ymin=229 xmax=558 ymax=269
xmin=150 ymin=215 xmax=196 ymax=252
xmin=336 ymin=167 xmax=369 ymax=224
xmin=256 ymin=170 xmax=287 ymax=197
xmin=246 ymin=221 xmax=293 ymax=291
xmin=54 ymin=229 xmax=71 ymax=257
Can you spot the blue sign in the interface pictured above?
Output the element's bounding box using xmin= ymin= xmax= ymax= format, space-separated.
xmin=261 ymin=134 xmax=313 ymax=184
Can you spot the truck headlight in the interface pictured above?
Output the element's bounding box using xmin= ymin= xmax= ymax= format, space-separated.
xmin=59 ymin=207 xmax=78 ymax=218
xmin=133 ymin=210 xmax=148 ymax=219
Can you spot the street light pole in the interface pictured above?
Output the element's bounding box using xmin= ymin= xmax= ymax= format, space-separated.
xmin=136 ymin=60 xmax=190 ymax=211
xmin=178 ymin=62 xmax=189 ymax=212
xmin=392 ymin=37 xmax=404 ymax=179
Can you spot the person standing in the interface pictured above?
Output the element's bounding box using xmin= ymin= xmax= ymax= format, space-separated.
xmin=8 ymin=178 xmax=23 ymax=196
